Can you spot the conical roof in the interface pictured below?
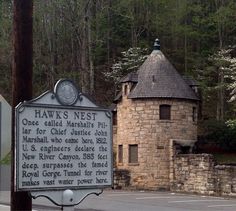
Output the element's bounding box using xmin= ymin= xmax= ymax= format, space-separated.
xmin=128 ymin=48 xmax=199 ymax=101
xmin=120 ymin=71 xmax=138 ymax=83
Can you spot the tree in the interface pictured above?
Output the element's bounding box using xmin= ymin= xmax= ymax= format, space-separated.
xmin=0 ymin=0 xmax=13 ymax=101
xmin=223 ymin=47 xmax=236 ymax=102
xmin=104 ymin=47 xmax=148 ymax=94
xmin=0 ymin=0 xmax=236 ymax=109
xmin=197 ymin=46 xmax=236 ymax=120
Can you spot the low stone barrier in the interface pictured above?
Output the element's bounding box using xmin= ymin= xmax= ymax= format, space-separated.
xmin=113 ymin=154 xmax=236 ymax=197
xmin=171 ymin=154 xmax=236 ymax=196
xmin=113 ymin=169 xmax=130 ymax=189
xmin=215 ymin=164 xmax=236 ymax=196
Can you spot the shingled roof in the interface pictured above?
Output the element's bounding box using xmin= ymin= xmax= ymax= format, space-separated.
xmin=127 ymin=40 xmax=199 ymax=101
xmin=120 ymin=71 xmax=138 ymax=83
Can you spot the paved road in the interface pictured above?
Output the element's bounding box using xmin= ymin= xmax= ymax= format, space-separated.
xmin=1 ymin=190 xmax=236 ymax=211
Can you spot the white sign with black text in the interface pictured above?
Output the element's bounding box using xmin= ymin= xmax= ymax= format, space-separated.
xmin=15 ymin=80 xmax=112 ymax=191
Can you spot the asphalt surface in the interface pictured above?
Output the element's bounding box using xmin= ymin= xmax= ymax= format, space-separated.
xmin=1 ymin=190 xmax=236 ymax=211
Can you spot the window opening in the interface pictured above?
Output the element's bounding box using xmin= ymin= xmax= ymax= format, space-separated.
xmin=192 ymin=107 xmax=197 ymax=122
xmin=129 ymin=144 xmax=138 ymax=163
xmin=124 ymin=85 xmax=128 ymax=95
xmin=118 ymin=145 xmax=123 ymax=163
xmin=160 ymin=104 xmax=171 ymax=120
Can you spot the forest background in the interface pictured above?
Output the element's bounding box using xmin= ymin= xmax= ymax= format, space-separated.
xmin=0 ymin=0 xmax=236 ymax=153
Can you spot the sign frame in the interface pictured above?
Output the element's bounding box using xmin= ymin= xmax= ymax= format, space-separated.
xmin=14 ymin=82 xmax=113 ymax=192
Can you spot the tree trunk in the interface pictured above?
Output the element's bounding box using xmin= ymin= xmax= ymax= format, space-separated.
xmin=107 ymin=0 xmax=112 ymax=69
xmin=81 ymin=1 xmax=90 ymax=94
xmin=87 ymin=0 xmax=94 ymax=95
xmin=184 ymin=18 xmax=188 ymax=73
xmin=215 ymin=0 xmax=225 ymax=120
xmin=216 ymin=68 xmax=224 ymax=120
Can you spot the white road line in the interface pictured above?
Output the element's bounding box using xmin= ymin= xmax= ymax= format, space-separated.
xmin=137 ymin=196 xmax=174 ymax=199
xmin=107 ymin=192 xmax=136 ymax=195
xmin=107 ymin=192 xmax=194 ymax=196
xmin=168 ymin=199 xmax=226 ymax=203
xmin=107 ymin=192 xmax=206 ymax=198
xmin=169 ymin=193 xmax=224 ymax=199
xmin=107 ymin=193 xmax=158 ymax=196
xmin=136 ymin=196 xmax=196 ymax=200
xmin=208 ymin=204 xmax=236 ymax=208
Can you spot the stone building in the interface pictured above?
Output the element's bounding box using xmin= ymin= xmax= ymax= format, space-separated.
xmin=113 ymin=39 xmax=199 ymax=190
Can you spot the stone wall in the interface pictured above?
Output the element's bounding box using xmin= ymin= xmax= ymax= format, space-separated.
xmin=113 ymin=125 xmax=117 ymax=166
xmin=115 ymin=87 xmax=198 ymax=189
xmin=171 ymin=153 xmax=236 ymax=196
xmin=113 ymin=169 xmax=130 ymax=189
xmin=171 ymin=154 xmax=216 ymax=194
xmin=216 ymin=165 xmax=236 ymax=196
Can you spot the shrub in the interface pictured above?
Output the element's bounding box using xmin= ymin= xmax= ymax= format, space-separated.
xmin=201 ymin=119 xmax=236 ymax=151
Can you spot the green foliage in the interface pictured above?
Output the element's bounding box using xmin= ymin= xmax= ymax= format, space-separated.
xmin=226 ymin=119 xmax=236 ymax=129
xmin=201 ymin=119 xmax=236 ymax=151
xmin=104 ymin=47 xmax=148 ymax=85
xmin=0 ymin=152 xmax=11 ymax=165
xmin=196 ymin=46 xmax=236 ymax=120
xmin=0 ymin=0 xmax=236 ymax=110
xmin=213 ymin=153 xmax=236 ymax=165
xmin=0 ymin=0 xmax=12 ymax=101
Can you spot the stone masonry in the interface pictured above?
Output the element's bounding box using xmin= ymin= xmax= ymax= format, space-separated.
xmin=170 ymin=153 xmax=236 ymax=196
xmin=115 ymin=85 xmax=198 ymax=190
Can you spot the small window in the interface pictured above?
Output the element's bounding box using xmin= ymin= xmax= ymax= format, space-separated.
xmin=129 ymin=144 xmax=138 ymax=163
xmin=113 ymin=113 xmax=117 ymax=125
xmin=160 ymin=104 xmax=171 ymax=120
xmin=124 ymin=85 xmax=128 ymax=95
xmin=118 ymin=145 xmax=123 ymax=163
xmin=192 ymin=107 xmax=197 ymax=122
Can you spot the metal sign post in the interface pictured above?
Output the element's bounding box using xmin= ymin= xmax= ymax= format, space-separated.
xmin=11 ymin=0 xmax=33 ymax=210
xmin=31 ymin=189 xmax=103 ymax=211
xmin=14 ymin=79 xmax=113 ymax=210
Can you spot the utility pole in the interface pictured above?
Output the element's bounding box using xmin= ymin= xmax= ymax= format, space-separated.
xmin=11 ymin=0 xmax=33 ymax=210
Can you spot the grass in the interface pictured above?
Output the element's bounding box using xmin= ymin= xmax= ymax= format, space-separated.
xmin=213 ymin=153 xmax=236 ymax=165
xmin=0 ymin=152 xmax=11 ymax=165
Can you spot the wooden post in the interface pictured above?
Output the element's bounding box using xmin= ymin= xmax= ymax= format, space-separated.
xmin=11 ymin=0 xmax=33 ymax=210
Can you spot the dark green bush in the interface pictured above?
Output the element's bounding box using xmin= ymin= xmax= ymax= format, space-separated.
xmin=201 ymin=119 xmax=236 ymax=151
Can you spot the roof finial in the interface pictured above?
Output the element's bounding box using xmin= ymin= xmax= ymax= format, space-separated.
xmin=153 ymin=38 xmax=160 ymax=50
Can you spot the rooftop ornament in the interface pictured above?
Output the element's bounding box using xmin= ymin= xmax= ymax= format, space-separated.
xmin=153 ymin=38 xmax=160 ymax=50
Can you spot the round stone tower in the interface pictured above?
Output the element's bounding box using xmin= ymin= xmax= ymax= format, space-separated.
xmin=114 ymin=39 xmax=199 ymax=190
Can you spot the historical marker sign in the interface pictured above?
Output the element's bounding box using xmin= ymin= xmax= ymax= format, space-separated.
xmin=15 ymin=80 xmax=113 ymax=191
